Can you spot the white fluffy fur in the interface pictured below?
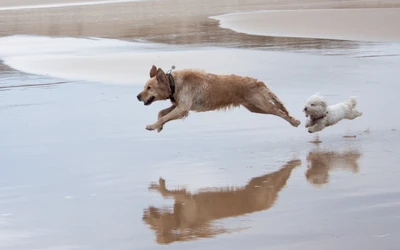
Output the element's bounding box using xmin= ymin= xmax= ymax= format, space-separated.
xmin=303 ymin=93 xmax=363 ymax=133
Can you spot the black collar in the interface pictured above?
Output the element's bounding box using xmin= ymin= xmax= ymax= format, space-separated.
xmin=311 ymin=112 xmax=327 ymax=122
xmin=166 ymin=72 xmax=175 ymax=102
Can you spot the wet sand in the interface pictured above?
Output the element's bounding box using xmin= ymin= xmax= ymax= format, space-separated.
xmin=0 ymin=0 xmax=142 ymax=10
xmin=1 ymin=0 xmax=400 ymax=45
xmin=1 ymin=0 xmax=400 ymax=250
xmin=212 ymin=8 xmax=400 ymax=42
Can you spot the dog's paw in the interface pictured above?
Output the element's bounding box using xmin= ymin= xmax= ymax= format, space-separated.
xmin=146 ymin=124 xmax=157 ymax=131
xmin=308 ymin=129 xmax=313 ymax=133
xmin=292 ymin=119 xmax=301 ymax=127
xmin=156 ymin=126 xmax=163 ymax=133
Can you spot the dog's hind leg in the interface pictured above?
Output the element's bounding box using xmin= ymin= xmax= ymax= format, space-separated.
xmin=263 ymin=89 xmax=301 ymax=127
xmin=347 ymin=110 xmax=363 ymax=120
xmin=157 ymin=105 xmax=176 ymax=132
xmin=243 ymin=85 xmax=301 ymax=127
xmin=345 ymin=96 xmax=363 ymax=120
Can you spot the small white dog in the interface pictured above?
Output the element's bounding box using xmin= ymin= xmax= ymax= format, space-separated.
xmin=303 ymin=93 xmax=363 ymax=133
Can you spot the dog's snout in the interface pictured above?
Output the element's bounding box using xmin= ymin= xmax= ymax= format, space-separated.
xmin=304 ymin=107 xmax=307 ymax=111
xmin=137 ymin=94 xmax=141 ymax=101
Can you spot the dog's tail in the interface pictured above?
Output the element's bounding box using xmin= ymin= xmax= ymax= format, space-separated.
xmin=349 ymin=96 xmax=358 ymax=108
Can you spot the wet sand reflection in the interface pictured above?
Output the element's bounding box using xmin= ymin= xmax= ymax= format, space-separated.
xmin=305 ymin=149 xmax=362 ymax=187
xmin=142 ymin=159 xmax=300 ymax=244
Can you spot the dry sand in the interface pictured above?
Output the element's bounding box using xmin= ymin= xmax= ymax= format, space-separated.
xmin=1 ymin=0 xmax=400 ymax=250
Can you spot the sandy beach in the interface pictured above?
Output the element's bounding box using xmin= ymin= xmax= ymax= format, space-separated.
xmin=1 ymin=0 xmax=400 ymax=250
xmin=212 ymin=8 xmax=400 ymax=42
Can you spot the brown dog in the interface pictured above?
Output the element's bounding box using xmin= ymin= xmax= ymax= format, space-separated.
xmin=137 ymin=65 xmax=301 ymax=132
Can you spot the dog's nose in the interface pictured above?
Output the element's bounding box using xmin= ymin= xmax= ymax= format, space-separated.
xmin=304 ymin=107 xmax=307 ymax=111
xmin=137 ymin=94 xmax=141 ymax=101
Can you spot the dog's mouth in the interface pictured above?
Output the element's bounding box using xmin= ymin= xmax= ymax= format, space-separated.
xmin=144 ymin=96 xmax=156 ymax=106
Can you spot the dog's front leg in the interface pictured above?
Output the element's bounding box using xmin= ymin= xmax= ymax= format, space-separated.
xmin=146 ymin=106 xmax=189 ymax=132
xmin=308 ymin=123 xmax=326 ymax=133
xmin=157 ymin=105 xmax=176 ymax=132
xmin=305 ymin=119 xmax=312 ymax=128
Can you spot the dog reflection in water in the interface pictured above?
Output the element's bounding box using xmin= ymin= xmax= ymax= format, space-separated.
xmin=305 ymin=149 xmax=361 ymax=187
xmin=142 ymin=160 xmax=301 ymax=244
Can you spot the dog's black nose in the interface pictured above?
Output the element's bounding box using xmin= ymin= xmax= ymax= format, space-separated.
xmin=137 ymin=94 xmax=141 ymax=101
xmin=304 ymin=107 xmax=307 ymax=111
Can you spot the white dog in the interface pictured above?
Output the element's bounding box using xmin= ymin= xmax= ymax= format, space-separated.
xmin=303 ymin=93 xmax=363 ymax=133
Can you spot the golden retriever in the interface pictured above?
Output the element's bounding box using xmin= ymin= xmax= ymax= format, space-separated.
xmin=137 ymin=65 xmax=301 ymax=132
xmin=143 ymin=159 xmax=301 ymax=244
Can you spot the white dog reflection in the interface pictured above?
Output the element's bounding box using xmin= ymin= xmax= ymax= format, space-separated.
xmin=306 ymin=149 xmax=361 ymax=187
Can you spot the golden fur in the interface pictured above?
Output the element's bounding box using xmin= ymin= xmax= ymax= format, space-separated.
xmin=137 ymin=65 xmax=301 ymax=132
xmin=143 ymin=159 xmax=301 ymax=244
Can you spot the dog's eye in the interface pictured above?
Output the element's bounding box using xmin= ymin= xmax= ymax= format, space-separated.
xmin=310 ymin=104 xmax=314 ymax=106
xmin=147 ymin=86 xmax=151 ymax=90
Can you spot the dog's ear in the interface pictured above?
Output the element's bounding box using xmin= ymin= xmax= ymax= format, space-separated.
xmin=150 ymin=65 xmax=157 ymax=78
xmin=314 ymin=92 xmax=322 ymax=98
xmin=156 ymin=68 xmax=167 ymax=85
xmin=320 ymin=101 xmax=328 ymax=110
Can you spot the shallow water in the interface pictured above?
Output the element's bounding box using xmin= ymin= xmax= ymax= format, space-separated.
xmin=1 ymin=32 xmax=400 ymax=250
